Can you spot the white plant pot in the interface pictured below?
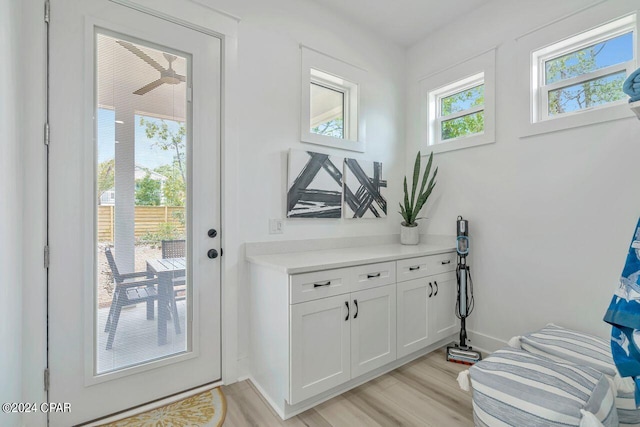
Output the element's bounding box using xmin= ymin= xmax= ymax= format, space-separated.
xmin=400 ymin=223 xmax=420 ymax=245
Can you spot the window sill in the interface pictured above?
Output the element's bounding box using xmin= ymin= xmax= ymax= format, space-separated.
xmin=519 ymin=102 xmax=636 ymax=138
xmin=301 ymin=131 xmax=365 ymax=153
xmin=428 ymin=134 xmax=495 ymax=154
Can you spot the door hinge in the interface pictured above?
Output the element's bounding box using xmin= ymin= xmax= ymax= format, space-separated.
xmin=44 ymin=122 xmax=50 ymax=146
xmin=187 ymin=87 xmax=193 ymax=103
xmin=44 ymin=245 xmax=50 ymax=269
xmin=44 ymin=368 xmax=50 ymax=392
xmin=44 ymin=0 xmax=50 ymax=24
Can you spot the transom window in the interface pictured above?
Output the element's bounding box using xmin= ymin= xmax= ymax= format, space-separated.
xmin=310 ymin=80 xmax=346 ymax=139
xmin=533 ymin=15 xmax=636 ymax=121
xmin=429 ymin=73 xmax=485 ymax=144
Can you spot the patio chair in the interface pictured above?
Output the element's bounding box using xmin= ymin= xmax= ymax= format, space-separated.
xmin=104 ymin=247 xmax=158 ymax=350
xmin=161 ymin=240 xmax=187 ymax=334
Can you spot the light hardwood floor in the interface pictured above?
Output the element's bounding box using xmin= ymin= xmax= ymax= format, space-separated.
xmin=221 ymin=348 xmax=474 ymax=427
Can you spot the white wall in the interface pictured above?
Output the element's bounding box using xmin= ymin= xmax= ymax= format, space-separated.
xmin=206 ymin=0 xmax=407 ymax=369
xmin=406 ymin=0 xmax=640 ymax=347
xmin=0 ymin=0 xmax=23 ymax=425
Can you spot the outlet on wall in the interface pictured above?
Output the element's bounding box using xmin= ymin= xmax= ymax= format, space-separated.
xmin=269 ymin=219 xmax=284 ymax=234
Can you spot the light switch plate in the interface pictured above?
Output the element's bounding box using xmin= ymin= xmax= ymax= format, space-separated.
xmin=269 ymin=219 xmax=284 ymax=234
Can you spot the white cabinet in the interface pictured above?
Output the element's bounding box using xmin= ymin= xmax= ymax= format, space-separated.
xmin=350 ymin=284 xmax=396 ymax=377
xmin=397 ymin=272 xmax=457 ymax=359
xmin=247 ymin=246 xmax=457 ymax=419
xmin=290 ymin=295 xmax=351 ymax=404
xmin=430 ymin=272 xmax=458 ymax=342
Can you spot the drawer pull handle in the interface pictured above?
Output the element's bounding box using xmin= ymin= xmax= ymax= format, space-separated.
xmin=367 ymin=273 xmax=381 ymax=279
xmin=314 ymin=281 xmax=331 ymax=288
xmin=345 ymin=301 xmax=349 ymax=321
xmin=428 ymin=282 xmax=433 ymax=298
xmin=441 ymin=260 xmax=451 ymax=265
xmin=434 ymin=281 xmax=438 ymax=296
xmin=409 ymin=266 xmax=421 ymax=271
xmin=354 ymin=299 xmax=358 ymax=319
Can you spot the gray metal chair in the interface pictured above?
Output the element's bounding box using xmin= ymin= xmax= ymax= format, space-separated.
xmin=161 ymin=240 xmax=186 ymax=334
xmin=104 ymin=247 xmax=158 ymax=350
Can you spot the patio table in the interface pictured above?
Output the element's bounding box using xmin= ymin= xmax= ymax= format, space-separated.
xmin=146 ymin=257 xmax=186 ymax=345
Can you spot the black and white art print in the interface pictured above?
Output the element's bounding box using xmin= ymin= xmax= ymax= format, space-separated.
xmin=287 ymin=150 xmax=344 ymax=218
xmin=343 ymin=158 xmax=387 ymax=218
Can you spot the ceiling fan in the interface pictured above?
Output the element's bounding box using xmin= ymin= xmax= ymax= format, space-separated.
xmin=117 ymin=40 xmax=186 ymax=95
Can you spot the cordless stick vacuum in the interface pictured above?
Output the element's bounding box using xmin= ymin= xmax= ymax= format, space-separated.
xmin=446 ymin=216 xmax=482 ymax=365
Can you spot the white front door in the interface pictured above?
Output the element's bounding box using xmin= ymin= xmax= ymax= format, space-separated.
xmin=48 ymin=1 xmax=221 ymax=424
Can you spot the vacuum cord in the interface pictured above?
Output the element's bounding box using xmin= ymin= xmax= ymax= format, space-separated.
xmin=455 ymin=255 xmax=475 ymax=320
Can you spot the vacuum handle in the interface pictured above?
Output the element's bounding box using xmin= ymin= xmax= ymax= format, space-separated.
xmin=428 ymin=282 xmax=433 ymax=298
xmin=434 ymin=280 xmax=438 ymax=296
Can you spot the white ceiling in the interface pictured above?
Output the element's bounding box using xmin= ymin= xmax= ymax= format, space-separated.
xmin=311 ymin=0 xmax=490 ymax=47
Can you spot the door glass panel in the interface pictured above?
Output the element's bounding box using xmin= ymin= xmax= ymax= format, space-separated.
xmin=96 ymin=32 xmax=189 ymax=374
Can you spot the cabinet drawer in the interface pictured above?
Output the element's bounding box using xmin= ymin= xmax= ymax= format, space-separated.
xmin=351 ymin=262 xmax=396 ymax=292
xmin=290 ymin=268 xmax=351 ymax=304
xmin=426 ymin=252 xmax=457 ymax=275
xmin=396 ymin=256 xmax=431 ymax=282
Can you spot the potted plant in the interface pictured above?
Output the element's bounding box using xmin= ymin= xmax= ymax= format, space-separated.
xmin=399 ymin=151 xmax=438 ymax=245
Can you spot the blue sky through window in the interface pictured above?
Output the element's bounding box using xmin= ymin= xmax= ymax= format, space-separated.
xmin=97 ymin=108 xmax=182 ymax=170
xmin=545 ymin=32 xmax=633 ymax=84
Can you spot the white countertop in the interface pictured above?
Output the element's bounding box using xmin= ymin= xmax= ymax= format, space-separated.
xmin=246 ymin=242 xmax=456 ymax=274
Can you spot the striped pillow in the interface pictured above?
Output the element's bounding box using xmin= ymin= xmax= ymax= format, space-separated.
xmin=520 ymin=324 xmax=617 ymax=377
xmin=617 ymin=391 xmax=640 ymax=427
xmin=470 ymin=348 xmax=618 ymax=427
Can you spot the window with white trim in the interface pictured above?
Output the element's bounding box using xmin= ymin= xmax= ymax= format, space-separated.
xmin=430 ymin=74 xmax=485 ymax=144
xmin=309 ymin=68 xmax=357 ymax=140
xmin=301 ymin=46 xmax=365 ymax=152
xmin=422 ymin=49 xmax=495 ymax=154
xmin=532 ymin=15 xmax=636 ymax=122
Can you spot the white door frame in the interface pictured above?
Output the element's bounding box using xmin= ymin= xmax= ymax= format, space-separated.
xmin=20 ymin=1 xmax=240 ymax=425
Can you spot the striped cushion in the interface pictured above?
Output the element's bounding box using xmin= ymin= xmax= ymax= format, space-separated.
xmin=520 ymin=324 xmax=617 ymax=377
xmin=617 ymin=391 xmax=640 ymax=427
xmin=469 ymin=348 xmax=618 ymax=427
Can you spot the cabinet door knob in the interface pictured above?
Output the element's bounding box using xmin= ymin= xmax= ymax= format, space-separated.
xmin=428 ymin=282 xmax=433 ymax=298
xmin=434 ymin=281 xmax=438 ymax=296
xmin=354 ymin=299 xmax=358 ymax=319
xmin=345 ymin=301 xmax=349 ymax=321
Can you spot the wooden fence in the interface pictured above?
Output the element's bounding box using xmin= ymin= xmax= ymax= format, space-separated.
xmin=98 ymin=205 xmax=185 ymax=242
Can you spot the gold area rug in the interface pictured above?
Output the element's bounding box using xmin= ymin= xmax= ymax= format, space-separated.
xmin=99 ymin=387 xmax=226 ymax=427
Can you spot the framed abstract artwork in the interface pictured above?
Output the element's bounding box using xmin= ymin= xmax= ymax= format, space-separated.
xmin=287 ymin=150 xmax=344 ymax=218
xmin=343 ymin=158 xmax=387 ymax=218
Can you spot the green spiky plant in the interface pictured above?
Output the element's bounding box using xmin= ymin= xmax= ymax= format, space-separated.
xmin=399 ymin=151 xmax=438 ymax=227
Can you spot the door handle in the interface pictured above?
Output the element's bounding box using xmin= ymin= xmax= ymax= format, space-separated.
xmin=409 ymin=266 xmax=420 ymax=271
xmin=428 ymin=282 xmax=433 ymax=298
xmin=367 ymin=273 xmax=381 ymax=279
xmin=434 ymin=281 xmax=438 ymax=296
xmin=313 ymin=281 xmax=331 ymax=288
xmin=345 ymin=301 xmax=349 ymax=321
xmin=207 ymin=249 xmax=218 ymax=259
xmin=354 ymin=299 xmax=358 ymax=319
xmin=441 ymin=260 xmax=451 ymax=265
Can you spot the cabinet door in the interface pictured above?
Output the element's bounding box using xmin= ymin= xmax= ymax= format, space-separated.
xmin=290 ymin=294 xmax=351 ymax=404
xmin=429 ymin=272 xmax=459 ymax=343
xmin=396 ymin=278 xmax=430 ymax=358
xmin=351 ymin=284 xmax=397 ymax=377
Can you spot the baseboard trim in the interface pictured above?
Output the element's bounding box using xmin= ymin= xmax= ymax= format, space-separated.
xmin=467 ymin=329 xmax=507 ymax=354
